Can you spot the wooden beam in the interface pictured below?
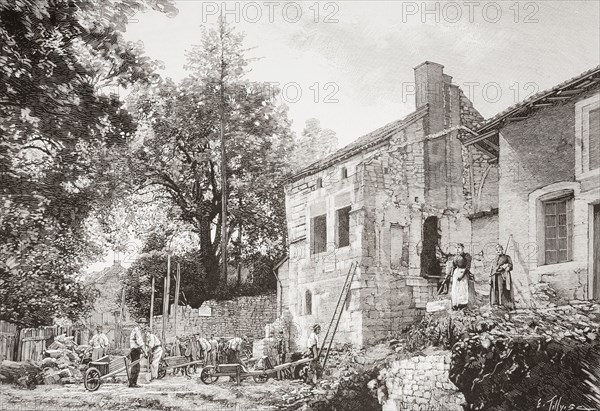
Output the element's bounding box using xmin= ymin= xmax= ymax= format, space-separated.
xmin=557 ymin=88 xmax=586 ymax=95
xmin=575 ymin=79 xmax=598 ymax=89
xmin=481 ymin=139 xmax=499 ymax=151
xmin=463 ymin=129 xmax=498 ymax=146
xmin=507 ymin=115 xmax=530 ymax=122
xmin=546 ymin=95 xmax=572 ymax=101
xmin=474 ymin=142 xmax=498 ymax=159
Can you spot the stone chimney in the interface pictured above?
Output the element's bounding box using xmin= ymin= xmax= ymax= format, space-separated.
xmin=414 ymin=61 xmax=464 ymax=208
xmin=414 ymin=61 xmax=454 ymax=134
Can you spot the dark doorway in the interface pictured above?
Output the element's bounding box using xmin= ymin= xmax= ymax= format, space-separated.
xmin=421 ymin=216 xmax=442 ymax=278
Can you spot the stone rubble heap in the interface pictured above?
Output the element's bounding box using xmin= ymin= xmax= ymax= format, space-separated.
xmin=41 ymin=334 xmax=87 ymax=384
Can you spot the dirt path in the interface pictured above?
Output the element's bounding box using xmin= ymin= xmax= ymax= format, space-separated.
xmin=0 ymin=375 xmax=308 ymax=411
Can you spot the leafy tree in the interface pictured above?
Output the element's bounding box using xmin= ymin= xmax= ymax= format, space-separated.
xmin=293 ymin=118 xmax=338 ymax=170
xmin=0 ymin=0 xmax=177 ymax=326
xmin=123 ymin=232 xmax=210 ymax=320
xmin=124 ymin=18 xmax=294 ymax=294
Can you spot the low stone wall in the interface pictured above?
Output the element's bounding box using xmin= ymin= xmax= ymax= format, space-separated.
xmin=152 ymin=294 xmax=277 ymax=343
xmin=383 ymin=349 xmax=464 ymax=411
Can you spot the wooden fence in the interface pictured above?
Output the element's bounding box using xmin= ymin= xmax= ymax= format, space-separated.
xmin=18 ymin=325 xmax=75 ymax=362
xmin=0 ymin=321 xmax=18 ymax=361
xmin=0 ymin=321 xmax=80 ymax=363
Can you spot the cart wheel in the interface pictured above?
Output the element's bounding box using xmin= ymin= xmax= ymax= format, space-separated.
xmin=84 ymin=367 xmax=102 ymax=392
xmin=185 ymin=364 xmax=199 ymax=376
xmin=199 ymin=366 xmax=219 ymax=384
xmin=252 ymin=373 xmax=269 ymax=383
xmin=157 ymin=367 xmax=167 ymax=379
xmin=294 ymin=363 xmax=309 ymax=380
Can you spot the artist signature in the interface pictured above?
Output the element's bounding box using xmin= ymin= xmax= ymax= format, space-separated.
xmin=537 ymin=395 xmax=599 ymax=411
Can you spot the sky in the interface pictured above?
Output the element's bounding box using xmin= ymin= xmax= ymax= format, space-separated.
xmin=120 ymin=0 xmax=600 ymax=148
xmin=88 ymin=0 xmax=599 ymax=273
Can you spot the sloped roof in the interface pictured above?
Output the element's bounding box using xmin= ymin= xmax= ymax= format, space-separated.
xmin=289 ymin=104 xmax=429 ymax=183
xmin=476 ymin=65 xmax=600 ymax=133
xmin=85 ymin=263 xmax=125 ymax=286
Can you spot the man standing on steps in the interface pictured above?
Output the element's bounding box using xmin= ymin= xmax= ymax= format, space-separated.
xmin=128 ymin=318 xmax=147 ymax=388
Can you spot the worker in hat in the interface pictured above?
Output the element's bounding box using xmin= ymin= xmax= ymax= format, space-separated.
xmin=128 ymin=318 xmax=147 ymax=388
xmin=144 ymin=329 xmax=163 ymax=381
xmin=276 ymin=330 xmax=288 ymax=380
xmin=89 ymin=326 xmax=109 ymax=361
xmin=307 ymin=324 xmax=321 ymax=359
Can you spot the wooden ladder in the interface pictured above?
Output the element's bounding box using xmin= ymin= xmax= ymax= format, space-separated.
xmin=316 ymin=261 xmax=359 ymax=370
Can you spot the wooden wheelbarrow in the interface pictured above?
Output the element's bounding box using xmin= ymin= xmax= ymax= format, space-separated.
xmin=83 ymin=355 xmax=143 ymax=391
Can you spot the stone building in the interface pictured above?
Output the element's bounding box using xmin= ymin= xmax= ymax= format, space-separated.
xmin=466 ymin=66 xmax=600 ymax=305
xmin=83 ymin=260 xmax=130 ymax=348
xmin=276 ymin=62 xmax=497 ymax=348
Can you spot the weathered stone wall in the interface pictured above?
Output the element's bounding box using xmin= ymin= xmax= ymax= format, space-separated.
xmin=470 ymin=213 xmax=500 ymax=299
xmin=282 ymin=62 xmax=491 ymax=348
xmin=498 ymin=87 xmax=600 ymax=305
xmin=151 ymin=294 xmax=277 ymax=344
xmin=382 ymin=350 xmax=464 ymax=411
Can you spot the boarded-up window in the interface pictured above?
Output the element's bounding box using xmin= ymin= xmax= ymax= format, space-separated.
xmin=305 ymin=290 xmax=312 ymax=315
xmin=336 ymin=207 xmax=351 ymax=247
xmin=311 ymin=214 xmax=327 ymax=254
xmin=544 ymin=196 xmax=573 ymax=264
xmin=390 ymin=224 xmax=403 ymax=268
xmin=589 ymin=107 xmax=600 ymax=171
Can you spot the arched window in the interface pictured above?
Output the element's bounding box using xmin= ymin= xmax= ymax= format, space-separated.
xmin=316 ymin=177 xmax=323 ymax=188
xmin=341 ymin=167 xmax=348 ymax=179
xmin=305 ymin=290 xmax=312 ymax=315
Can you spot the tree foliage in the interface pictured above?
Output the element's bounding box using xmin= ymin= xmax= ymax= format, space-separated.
xmin=123 ymin=18 xmax=294 ymax=295
xmin=0 ymin=0 xmax=177 ymax=326
xmin=293 ymin=118 xmax=338 ymax=170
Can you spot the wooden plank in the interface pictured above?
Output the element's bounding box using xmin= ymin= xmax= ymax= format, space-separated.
xmin=463 ymin=129 xmax=498 ymax=146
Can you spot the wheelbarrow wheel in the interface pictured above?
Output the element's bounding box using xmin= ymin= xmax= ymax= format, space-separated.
xmin=199 ymin=366 xmax=218 ymax=385
xmin=157 ymin=364 xmax=167 ymax=380
xmin=185 ymin=364 xmax=199 ymax=376
xmin=84 ymin=367 xmax=102 ymax=392
xmin=252 ymin=373 xmax=269 ymax=383
xmin=294 ymin=363 xmax=309 ymax=380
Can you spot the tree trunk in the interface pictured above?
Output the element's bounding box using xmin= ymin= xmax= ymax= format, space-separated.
xmin=0 ymin=360 xmax=43 ymax=387
xmin=199 ymin=216 xmax=219 ymax=294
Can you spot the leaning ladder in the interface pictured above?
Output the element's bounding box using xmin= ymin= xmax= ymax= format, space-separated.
xmin=316 ymin=261 xmax=359 ymax=370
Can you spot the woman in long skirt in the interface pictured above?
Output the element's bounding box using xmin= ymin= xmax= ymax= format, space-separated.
xmin=450 ymin=243 xmax=472 ymax=309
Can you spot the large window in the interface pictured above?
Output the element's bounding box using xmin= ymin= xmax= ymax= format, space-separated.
xmin=311 ymin=214 xmax=327 ymax=254
xmin=543 ymin=196 xmax=573 ymax=265
xmin=336 ymin=206 xmax=351 ymax=247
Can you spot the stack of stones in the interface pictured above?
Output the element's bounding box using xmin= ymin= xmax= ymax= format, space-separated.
xmin=381 ymin=349 xmax=464 ymax=411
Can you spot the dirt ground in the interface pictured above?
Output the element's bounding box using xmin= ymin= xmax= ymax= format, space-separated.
xmin=0 ymin=374 xmax=309 ymax=411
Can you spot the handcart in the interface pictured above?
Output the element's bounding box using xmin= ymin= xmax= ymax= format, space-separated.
xmin=156 ymin=355 xmax=205 ymax=379
xmin=83 ymin=355 xmax=143 ymax=392
xmin=199 ymin=356 xmax=314 ymax=385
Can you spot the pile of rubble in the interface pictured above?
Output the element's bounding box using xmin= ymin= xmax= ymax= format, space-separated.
xmin=41 ymin=335 xmax=89 ymax=385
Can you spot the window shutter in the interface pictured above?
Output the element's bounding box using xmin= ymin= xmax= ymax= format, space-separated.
xmin=310 ymin=216 xmax=315 ymax=255
xmin=589 ymin=108 xmax=600 ymax=171
xmin=567 ymin=197 xmax=574 ymax=261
